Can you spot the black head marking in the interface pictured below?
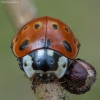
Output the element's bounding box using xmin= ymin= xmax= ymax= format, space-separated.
xmin=63 ymin=41 xmax=72 ymax=52
xmin=34 ymin=24 xmax=40 ymax=29
xmin=24 ymin=62 xmax=27 ymax=66
xmin=52 ymin=24 xmax=58 ymax=30
xmin=63 ymin=63 xmax=66 ymax=68
xmin=19 ymin=39 xmax=29 ymax=50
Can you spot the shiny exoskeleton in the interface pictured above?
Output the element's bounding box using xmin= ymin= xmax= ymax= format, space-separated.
xmin=11 ymin=16 xmax=80 ymax=82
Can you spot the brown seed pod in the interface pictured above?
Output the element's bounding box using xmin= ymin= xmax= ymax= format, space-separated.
xmin=60 ymin=59 xmax=96 ymax=94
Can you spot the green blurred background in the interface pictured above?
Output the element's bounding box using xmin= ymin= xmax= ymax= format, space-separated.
xmin=0 ymin=0 xmax=99 ymax=100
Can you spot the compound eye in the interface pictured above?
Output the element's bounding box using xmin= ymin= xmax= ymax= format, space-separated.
xmin=22 ymin=55 xmax=35 ymax=78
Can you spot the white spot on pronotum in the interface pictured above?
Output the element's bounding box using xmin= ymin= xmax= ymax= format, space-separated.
xmin=40 ymin=74 xmax=43 ymax=77
xmin=55 ymin=56 xmax=68 ymax=78
xmin=47 ymin=50 xmax=54 ymax=56
xmin=23 ymin=55 xmax=35 ymax=78
xmin=47 ymin=74 xmax=50 ymax=77
xmin=37 ymin=49 xmax=44 ymax=57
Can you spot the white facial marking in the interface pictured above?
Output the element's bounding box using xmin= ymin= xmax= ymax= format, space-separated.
xmin=23 ymin=55 xmax=35 ymax=78
xmin=55 ymin=56 xmax=68 ymax=78
xmin=47 ymin=74 xmax=50 ymax=77
xmin=37 ymin=49 xmax=44 ymax=57
xmin=40 ymin=73 xmax=43 ymax=77
xmin=47 ymin=50 xmax=54 ymax=56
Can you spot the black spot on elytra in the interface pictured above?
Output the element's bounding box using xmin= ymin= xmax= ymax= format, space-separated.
xmin=63 ymin=41 xmax=72 ymax=52
xmin=52 ymin=24 xmax=58 ymax=30
xmin=15 ymin=37 xmax=18 ymax=42
xmin=47 ymin=39 xmax=51 ymax=47
xmin=65 ymin=27 xmax=69 ymax=32
xmin=23 ymin=26 xmax=28 ymax=30
xmin=19 ymin=39 xmax=29 ymax=50
xmin=41 ymin=39 xmax=45 ymax=47
xmin=43 ymin=39 xmax=51 ymax=49
xmin=34 ymin=24 xmax=40 ymax=29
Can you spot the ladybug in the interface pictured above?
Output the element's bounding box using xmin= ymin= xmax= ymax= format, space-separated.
xmin=11 ymin=16 xmax=80 ymax=82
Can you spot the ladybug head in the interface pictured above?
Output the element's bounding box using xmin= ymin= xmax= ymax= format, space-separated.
xmin=18 ymin=49 xmax=70 ymax=82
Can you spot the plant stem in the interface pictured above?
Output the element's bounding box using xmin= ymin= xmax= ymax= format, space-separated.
xmin=4 ymin=0 xmax=37 ymax=31
xmin=34 ymin=82 xmax=66 ymax=100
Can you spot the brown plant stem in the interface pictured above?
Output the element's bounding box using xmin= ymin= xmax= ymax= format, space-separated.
xmin=34 ymin=82 xmax=67 ymax=100
xmin=4 ymin=0 xmax=37 ymax=31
